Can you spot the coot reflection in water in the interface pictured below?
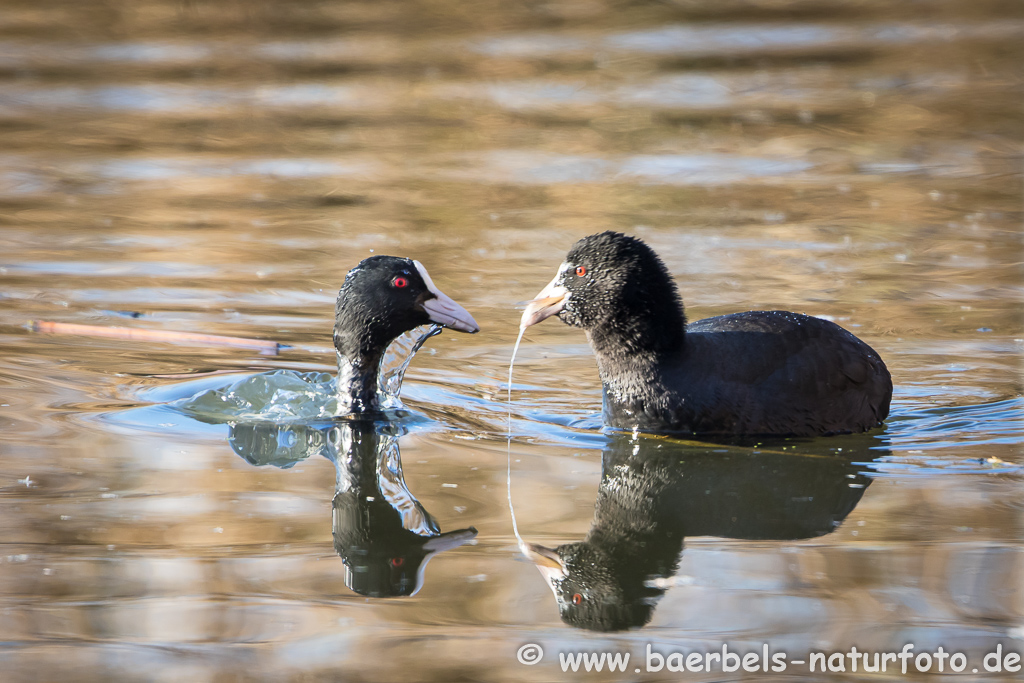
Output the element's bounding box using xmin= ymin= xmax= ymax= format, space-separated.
xmin=524 ymin=433 xmax=884 ymax=631
xmin=228 ymin=419 xmax=477 ymax=597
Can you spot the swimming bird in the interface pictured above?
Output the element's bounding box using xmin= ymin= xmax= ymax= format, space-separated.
xmin=520 ymin=231 xmax=891 ymax=436
xmin=224 ymin=420 xmax=477 ymax=597
xmin=525 ymin=433 xmax=873 ymax=631
xmin=335 ymin=256 xmax=479 ymax=413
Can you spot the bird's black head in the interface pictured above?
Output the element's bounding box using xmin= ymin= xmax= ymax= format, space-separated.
xmin=334 ymin=255 xmax=478 ymax=364
xmin=324 ymin=422 xmax=479 ymax=597
xmin=520 ymin=232 xmax=685 ymax=354
xmin=526 ymin=542 xmax=663 ymax=632
xmin=334 ymin=488 xmax=478 ymax=598
xmin=334 ymin=255 xmax=479 ymax=413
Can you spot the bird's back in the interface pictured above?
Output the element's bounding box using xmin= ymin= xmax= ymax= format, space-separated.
xmin=631 ymin=311 xmax=892 ymax=436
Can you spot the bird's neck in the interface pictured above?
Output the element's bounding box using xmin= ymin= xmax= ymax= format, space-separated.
xmin=335 ymin=336 xmax=385 ymax=414
xmin=586 ymin=304 xmax=686 ymax=400
xmin=582 ymin=505 xmax=681 ymax=587
xmin=332 ymin=425 xmax=436 ymax=537
xmin=584 ymin=453 xmax=685 ymax=573
xmin=589 ymin=292 xmax=686 ymax=358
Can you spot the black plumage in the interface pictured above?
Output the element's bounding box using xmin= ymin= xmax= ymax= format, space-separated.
xmin=522 ymin=232 xmax=892 ymax=436
xmin=224 ymin=420 xmax=477 ymax=598
xmin=330 ymin=421 xmax=477 ymax=597
xmin=334 ymin=255 xmax=478 ymax=413
xmin=525 ymin=434 xmax=874 ymax=631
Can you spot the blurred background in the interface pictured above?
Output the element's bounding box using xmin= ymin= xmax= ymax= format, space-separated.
xmin=0 ymin=0 xmax=1021 ymax=681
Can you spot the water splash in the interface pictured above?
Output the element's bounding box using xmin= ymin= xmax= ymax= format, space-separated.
xmin=377 ymin=324 xmax=443 ymax=409
xmin=172 ymin=369 xmax=340 ymax=421
xmin=172 ymin=324 xmax=443 ymax=422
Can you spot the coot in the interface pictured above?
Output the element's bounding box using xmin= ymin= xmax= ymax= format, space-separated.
xmin=521 ymin=232 xmax=891 ymax=436
xmin=525 ymin=435 xmax=873 ymax=631
xmin=335 ymin=256 xmax=478 ymax=413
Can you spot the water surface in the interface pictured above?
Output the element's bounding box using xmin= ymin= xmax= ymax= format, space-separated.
xmin=0 ymin=0 xmax=1021 ymax=680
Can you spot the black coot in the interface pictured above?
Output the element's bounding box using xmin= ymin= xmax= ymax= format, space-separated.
xmin=524 ymin=435 xmax=874 ymax=631
xmin=521 ymin=232 xmax=891 ymax=436
xmin=335 ymin=255 xmax=479 ymax=413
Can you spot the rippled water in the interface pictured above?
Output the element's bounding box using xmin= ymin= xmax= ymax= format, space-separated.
xmin=0 ymin=0 xmax=1021 ymax=680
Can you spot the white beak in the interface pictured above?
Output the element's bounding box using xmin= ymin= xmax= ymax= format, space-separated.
xmin=524 ymin=542 xmax=567 ymax=583
xmin=414 ymin=261 xmax=480 ymax=333
xmin=520 ymin=274 xmax=569 ymax=328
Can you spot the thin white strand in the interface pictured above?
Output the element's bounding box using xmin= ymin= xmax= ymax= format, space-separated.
xmin=506 ymin=325 xmax=527 ymax=552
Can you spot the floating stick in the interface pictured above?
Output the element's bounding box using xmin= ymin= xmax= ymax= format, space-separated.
xmin=28 ymin=321 xmax=284 ymax=355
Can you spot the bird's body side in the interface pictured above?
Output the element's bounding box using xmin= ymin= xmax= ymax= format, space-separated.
xmin=594 ymin=310 xmax=892 ymax=436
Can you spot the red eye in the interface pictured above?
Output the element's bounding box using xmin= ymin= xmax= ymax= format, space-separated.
xmin=392 ymin=277 xmax=408 ymax=288
xmin=574 ymin=266 xmax=586 ymax=277
xmin=390 ymin=557 xmax=404 ymax=567
xmin=572 ymin=593 xmax=583 ymax=605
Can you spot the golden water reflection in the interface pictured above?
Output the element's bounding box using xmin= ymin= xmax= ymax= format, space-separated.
xmin=0 ymin=0 xmax=1021 ymax=680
